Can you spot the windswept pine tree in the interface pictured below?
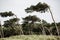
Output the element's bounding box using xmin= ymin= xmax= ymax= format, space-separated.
xmin=22 ymin=15 xmax=40 ymax=34
xmin=0 ymin=11 xmax=14 ymax=38
xmin=3 ymin=18 xmax=21 ymax=36
xmin=25 ymin=2 xmax=59 ymax=36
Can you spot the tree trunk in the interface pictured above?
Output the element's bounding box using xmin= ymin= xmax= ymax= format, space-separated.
xmin=14 ymin=15 xmax=24 ymax=35
xmin=19 ymin=25 xmax=24 ymax=35
xmin=0 ymin=21 xmax=4 ymax=38
xmin=49 ymin=8 xmax=59 ymax=36
xmin=29 ymin=23 xmax=31 ymax=35
xmin=30 ymin=21 xmax=34 ymax=35
xmin=45 ymin=27 xmax=52 ymax=35
xmin=41 ymin=19 xmax=46 ymax=35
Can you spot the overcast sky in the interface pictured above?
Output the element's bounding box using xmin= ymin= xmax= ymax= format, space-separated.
xmin=0 ymin=0 xmax=60 ymax=24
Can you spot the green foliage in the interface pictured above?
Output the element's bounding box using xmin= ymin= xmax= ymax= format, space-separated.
xmin=25 ymin=2 xmax=49 ymax=13
xmin=3 ymin=25 xmax=21 ymax=37
xmin=23 ymin=15 xmax=40 ymax=22
xmin=3 ymin=27 xmax=13 ymax=37
xmin=0 ymin=11 xmax=14 ymax=17
xmin=3 ymin=18 xmax=20 ymax=27
xmin=22 ymin=15 xmax=41 ymax=34
xmin=22 ymin=15 xmax=50 ymax=35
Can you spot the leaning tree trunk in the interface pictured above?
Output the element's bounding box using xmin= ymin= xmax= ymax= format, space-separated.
xmin=41 ymin=20 xmax=46 ymax=35
xmin=0 ymin=21 xmax=4 ymax=38
xmin=15 ymin=15 xmax=24 ymax=35
xmin=49 ymin=8 xmax=59 ymax=36
xmin=30 ymin=21 xmax=34 ymax=35
xmin=45 ymin=27 xmax=52 ymax=35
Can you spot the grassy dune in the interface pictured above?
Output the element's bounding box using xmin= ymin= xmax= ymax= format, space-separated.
xmin=0 ymin=35 xmax=60 ymax=40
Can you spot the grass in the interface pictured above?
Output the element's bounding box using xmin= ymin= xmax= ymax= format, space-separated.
xmin=0 ymin=35 xmax=60 ymax=40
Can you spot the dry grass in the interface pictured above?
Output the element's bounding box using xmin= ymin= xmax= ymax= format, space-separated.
xmin=0 ymin=35 xmax=60 ymax=40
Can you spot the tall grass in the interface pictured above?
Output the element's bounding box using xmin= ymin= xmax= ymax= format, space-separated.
xmin=0 ymin=35 xmax=60 ymax=40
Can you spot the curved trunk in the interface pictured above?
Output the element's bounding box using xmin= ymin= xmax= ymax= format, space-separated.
xmin=30 ymin=21 xmax=34 ymax=35
xmin=19 ymin=25 xmax=24 ymax=35
xmin=45 ymin=27 xmax=52 ymax=35
xmin=0 ymin=21 xmax=4 ymax=38
xmin=41 ymin=19 xmax=46 ymax=35
xmin=49 ymin=8 xmax=59 ymax=36
xmin=14 ymin=15 xmax=23 ymax=35
xmin=14 ymin=15 xmax=24 ymax=35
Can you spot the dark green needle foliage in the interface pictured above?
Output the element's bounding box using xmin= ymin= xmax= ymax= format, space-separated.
xmin=0 ymin=11 xmax=14 ymax=17
xmin=4 ymin=18 xmax=20 ymax=27
xmin=25 ymin=2 xmax=49 ymax=13
xmin=23 ymin=15 xmax=41 ymax=22
xmin=22 ymin=15 xmax=41 ymax=34
xmin=25 ymin=2 xmax=49 ymax=35
xmin=25 ymin=2 xmax=60 ymax=36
